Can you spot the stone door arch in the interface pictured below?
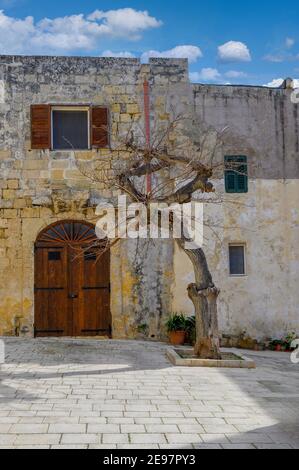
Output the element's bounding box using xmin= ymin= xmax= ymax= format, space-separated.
xmin=34 ymin=220 xmax=111 ymax=337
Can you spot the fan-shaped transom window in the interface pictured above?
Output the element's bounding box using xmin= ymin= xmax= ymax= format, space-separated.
xmin=36 ymin=220 xmax=98 ymax=245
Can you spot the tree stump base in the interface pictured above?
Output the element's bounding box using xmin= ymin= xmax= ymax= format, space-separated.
xmin=187 ymin=284 xmax=221 ymax=360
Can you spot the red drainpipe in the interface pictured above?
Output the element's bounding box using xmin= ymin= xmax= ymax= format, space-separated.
xmin=143 ymin=80 xmax=152 ymax=194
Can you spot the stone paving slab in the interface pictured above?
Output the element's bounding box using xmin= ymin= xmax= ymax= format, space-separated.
xmin=0 ymin=338 xmax=298 ymax=449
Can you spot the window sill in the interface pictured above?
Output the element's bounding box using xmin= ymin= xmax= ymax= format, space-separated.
xmin=50 ymin=148 xmax=110 ymax=152
xmin=229 ymin=274 xmax=247 ymax=278
xmin=51 ymin=149 xmax=92 ymax=152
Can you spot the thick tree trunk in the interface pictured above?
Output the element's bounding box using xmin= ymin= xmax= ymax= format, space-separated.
xmin=187 ymin=284 xmax=220 ymax=359
xmin=176 ymin=240 xmax=221 ymax=359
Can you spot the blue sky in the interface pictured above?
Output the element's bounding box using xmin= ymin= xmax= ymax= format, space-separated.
xmin=0 ymin=0 xmax=298 ymax=86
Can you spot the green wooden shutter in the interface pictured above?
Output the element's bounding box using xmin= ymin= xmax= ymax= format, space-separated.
xmin=225 ymin=156 xmax=248 ymax=193
xmin=226 ymin=172 xmax=236 ymax=192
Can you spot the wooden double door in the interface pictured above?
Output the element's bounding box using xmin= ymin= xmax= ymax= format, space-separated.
xmin=34 ymin=221 xmax=111 ymax=337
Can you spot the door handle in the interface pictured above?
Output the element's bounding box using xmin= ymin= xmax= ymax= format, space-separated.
xmin=68 ymin=294 xmax=78 ymax=299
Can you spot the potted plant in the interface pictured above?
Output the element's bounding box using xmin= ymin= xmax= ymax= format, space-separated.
xmin=284 ymin=332 xmax=297 ymax=352
xmin=269 ymin=339 xmax=283 ymax=351
xmin=166 ymin=314 xmax=187 ymax=346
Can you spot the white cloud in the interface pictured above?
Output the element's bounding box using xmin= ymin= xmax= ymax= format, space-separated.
xmin=0 ymin=8 xmax=162 ymax=54
xmin=264 ymin=38 xmax=297 ymax=63
xmin=218 ymin=41 xmax=251 ymax=63
xmin=264 ymin=78 xmax=299 ymax=88
xmin=225 ymin=70 xmax=247 ymax=78
xmin=190 ymin=68 xmax=221 ymax=82
xmin=264 ymin=51 xmax=299 ymax=63
xmin=87 ymin=8 xmax=162 ymax=40
xmin=101 ymin=50 xmax=136 ymax=58
xmin=190 ymin=68 xmax=249 ymax=83
xmin=141 ymin=45 xmax=202 ymax=63
xmin=285 ymin=37 xmax=295 ymax=49
xmin=264 ymin=54 xmax=284 ymax=63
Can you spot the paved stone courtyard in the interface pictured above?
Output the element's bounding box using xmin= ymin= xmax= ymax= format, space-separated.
xmin=0 ymin=338 xmax=298 ymax=449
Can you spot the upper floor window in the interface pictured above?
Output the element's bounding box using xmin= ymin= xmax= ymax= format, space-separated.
xmin=52 ymin=107 xmax=89 ymax=150
xmin=225 ymin=156 xmax=248 ymax=193
xmin=31 ymin=104 xmax=109 ymax=150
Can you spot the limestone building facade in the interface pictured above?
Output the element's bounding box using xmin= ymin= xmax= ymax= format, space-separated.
xmin=0 ymin=55 xmax=298 ymax=342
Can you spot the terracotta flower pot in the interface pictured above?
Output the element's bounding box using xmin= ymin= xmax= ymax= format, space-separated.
xmin=276 ymin=344 xmax=282 ymax=352
xmin=169 ymin=331 xmax=186 ymax=346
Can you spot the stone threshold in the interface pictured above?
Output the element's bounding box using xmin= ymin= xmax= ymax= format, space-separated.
xmin=166 ymin=347 xmax=256 ymax=369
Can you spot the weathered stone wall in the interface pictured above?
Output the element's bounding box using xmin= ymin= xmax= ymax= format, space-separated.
xmin=172 ymin=84 xmax=299 ymax=341
xmin=0 ymin=55 xmax=298 ymax=342
xmin=0 ymin=56 xmax=189 ymax=338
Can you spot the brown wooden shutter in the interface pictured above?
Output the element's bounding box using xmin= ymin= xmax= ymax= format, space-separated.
xmin=31 ymin=105 xmax=51 ymax=149
xmin=91 ymin=107 xmax=109 ymax=148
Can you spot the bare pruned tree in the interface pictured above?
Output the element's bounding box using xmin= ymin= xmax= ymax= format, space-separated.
xmin=76 ymin=102 xmax=243 ymax=359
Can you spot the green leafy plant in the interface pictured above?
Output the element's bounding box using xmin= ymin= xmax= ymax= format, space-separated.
xmin=137 ymin=323 xmax=148 ymax=334
xmin=284 ymin=332 xmax=297 ymax=350
xmin=185 ymin=315 xmax=196 ymax=345
xmin=165 ymin=313 xmax=187 ymax=333
xmin=268 ymin=339 xmax=283 ymax=350
xmin=269 ymin=333 xmax=298 ymax=351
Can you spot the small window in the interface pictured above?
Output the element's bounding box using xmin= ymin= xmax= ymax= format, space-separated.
xmin=229 ymin=245 xmax=246 ymax=276
xmin=48 ymin=251 xmax=61 ymax=261
xmin=84 ymin=252 xmax=97 ymax=261
xmin=225 ymin=156 xmax=248 ymax=193
xmin=52 ymin=107 xmax=89 ymax=150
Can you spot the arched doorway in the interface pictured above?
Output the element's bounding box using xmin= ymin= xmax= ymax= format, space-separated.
xmin=34 ymin=220 xmax=111 ymax=337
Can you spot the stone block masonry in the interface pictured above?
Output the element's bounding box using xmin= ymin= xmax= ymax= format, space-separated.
xmin=0 ymin=55 xmax=298 ymax=341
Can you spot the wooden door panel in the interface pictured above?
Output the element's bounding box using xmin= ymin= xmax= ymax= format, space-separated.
xmin=35 ymin=290 xmax=68 ymax=337
xmin=35 ymin=221 xmax=111 ymax=337
xmin=71 ymin=247 xmax=111 ymax=336
xmin=34 ymin=246 xmax=69 ymax=337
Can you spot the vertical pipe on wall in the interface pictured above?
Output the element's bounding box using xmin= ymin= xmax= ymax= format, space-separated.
xmin=143 ymin=80 xmax=152 ymax=194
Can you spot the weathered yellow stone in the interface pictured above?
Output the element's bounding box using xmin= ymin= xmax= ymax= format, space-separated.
xmin=0 ymin=297 xmax=32 ymax=336
xmin=13 ymin=199 xmax=27 ymax=209
xmin=158 ymin=113 xmax=170 ymax=121
xmin=126 ymin=104 xmax=140 ymax=114
xmin=40 ymin=171 xmax=50 ymax=179
xmin=3 ymin=189 xmax=16 ymax=200
xmin=155 ymin=96 xmax=165 ymax=107
xmin=7 ymin=179 xmax=19 ymax=189
xmin=39 ymin=207 xmax=53 ymax=218
xmin=99 ymin=149 xmax=112 ymax=157
xmin=64 ymin=170 xmax=86 ymax=180
xmin=21 ymin=207 xmax=40 ymax=218
xmin=23 ymin=160 xmax=48 ymax=170
xmin=22 ymin=170 xmax=42 ymax=179
xmin=120 ymin=113 xmax=132 ymax=123
xmin=51 ymin=170 xmax=65 ymax=180
xmin=3 ymin=209 xmax=18 ymax=218
xmin=50 ymin=160 xmax=70 ymax=169
xmin=0 ymin=219 xmax=8 ymax=228
xmin=120 ymin=94 xmax=135 ymax=104
xmin=111 ymin=103 xmax=121 ymax=113
xmin=0 ymin=150 xmax=11 ymax=160
xmin=74 ymin=151 xmax=93 ymax=161
xmin=13 ymin=161 xmax=22 ymax=170
xmin=105 ymin=85 xmax=123 ymax=95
